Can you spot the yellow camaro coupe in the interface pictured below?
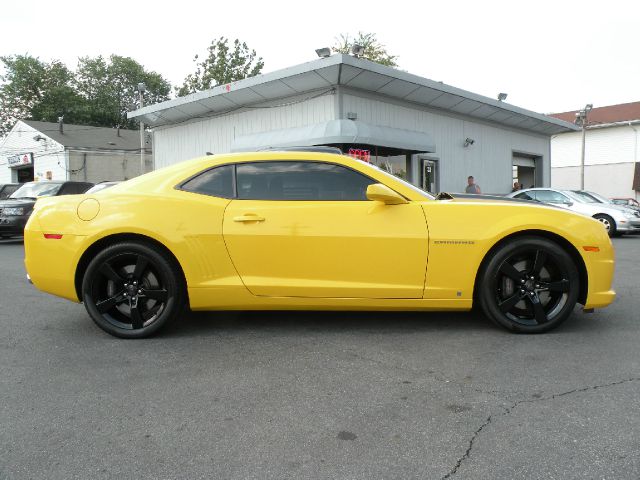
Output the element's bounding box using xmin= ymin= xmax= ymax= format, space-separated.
xmin=24 ymin=149 xmax=615 ymax=338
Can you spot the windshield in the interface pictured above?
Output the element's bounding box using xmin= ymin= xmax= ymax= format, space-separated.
xmin=86 ymin=182 xmax=119 ymax=194
xmin=583 ymin=191 xmax=611 ymax=204
xmin=10 ymin=182 xmax=63 ymax=199
xmin=565 ymin=190 xmax=599 ymax=204
xmin=357 ymin=161 xmax=435 ymax=199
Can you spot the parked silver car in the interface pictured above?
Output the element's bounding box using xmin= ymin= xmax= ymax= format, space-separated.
xmin=507 ymin=188 xmax=640 ymax=236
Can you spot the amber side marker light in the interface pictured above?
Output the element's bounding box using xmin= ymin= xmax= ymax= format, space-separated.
xmin=43 ymin=234 xmax=63 ymax=240
xmin=583 ymin=246 xmax=600 ymax=252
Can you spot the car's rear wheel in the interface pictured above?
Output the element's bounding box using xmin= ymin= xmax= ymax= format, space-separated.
xmin=593 ymin=214 xmax=616 ymax=237
xmin=478 ymin=236 xmax=579 ymax=333
xmin=82 ymin=242 xmax=184 ymax=338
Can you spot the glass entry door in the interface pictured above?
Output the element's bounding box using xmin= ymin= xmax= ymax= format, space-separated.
xmin=421 ymin=158 xmax=439 ymax=194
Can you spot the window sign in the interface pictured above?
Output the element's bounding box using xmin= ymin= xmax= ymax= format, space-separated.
xmin=348 ymin=148 xmax=370 ymax=163
xmin=8 ymin=153 xmax=33 ymax=168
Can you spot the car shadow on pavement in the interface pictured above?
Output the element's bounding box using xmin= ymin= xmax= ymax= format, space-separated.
xmin=157 ymin=306 xmax=612 ymax=339
xmin=160 ymin=310 xmax=505 ymax=338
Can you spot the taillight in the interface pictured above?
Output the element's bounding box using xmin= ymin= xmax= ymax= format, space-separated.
xmin=43 ymin=233 xmax=63 ymax=240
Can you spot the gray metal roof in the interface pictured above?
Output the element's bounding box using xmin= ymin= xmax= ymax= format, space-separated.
xmin=231 ymin=119 xmax=436 ymax=153
xmin=128 ymin=54 xmax=579 ymax=135
xmin=22 ymin=120 xmax=148 ymax=151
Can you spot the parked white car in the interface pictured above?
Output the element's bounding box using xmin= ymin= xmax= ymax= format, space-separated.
xmin=507 ymin=188 xmax=640 ymax=236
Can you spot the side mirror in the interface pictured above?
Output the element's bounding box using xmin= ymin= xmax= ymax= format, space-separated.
xmin=366 ymin=183 xmax=408 ymax=205
xmin=564 ymin=201 xmax=573 ymax=207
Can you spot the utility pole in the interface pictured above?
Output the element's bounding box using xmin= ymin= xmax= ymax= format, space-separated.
xmin=137 ymin=82 xmax=146 ymax=176
xmin=575 ymin=103 xmax=593 ymax=190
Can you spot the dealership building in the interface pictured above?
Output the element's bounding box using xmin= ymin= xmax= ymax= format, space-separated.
xmin=129 ymin=54 xmax=577 ymax=194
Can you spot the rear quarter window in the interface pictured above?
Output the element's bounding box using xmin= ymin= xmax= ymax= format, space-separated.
xmin=180 ymin=165 xmax=235 ymax=198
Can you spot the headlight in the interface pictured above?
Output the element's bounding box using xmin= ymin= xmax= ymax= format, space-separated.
xmin=2 ymin=207 xmax=25 ymax=216
xmin=623 ymin=210 xmax=637 ymax=219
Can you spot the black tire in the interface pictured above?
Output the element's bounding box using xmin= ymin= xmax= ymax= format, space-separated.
xmin=82 ymin=242 xmax=185 ymax=338
xmin=593 ymin=214 xmax=616 ymax=237
xmin=478 ymin=236 xmax=580 ymax=333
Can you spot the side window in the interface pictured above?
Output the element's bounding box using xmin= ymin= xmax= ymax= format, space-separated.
xmin=58 ymin=184 xmax=74 ymax=195
xmin=60 ymin=183 xmax=88 ymax=195
xmin=181 ymin=165 xmax=234 ymax=198
xmin=236 ymin=162 xmax=375 ymax=201
xmin=535 ymin=190 xmax=569 ymax=204
xmin=514 ymin=192 xmax=534 ymax=200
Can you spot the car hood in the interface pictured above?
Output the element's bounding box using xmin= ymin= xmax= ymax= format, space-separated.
xmin=602 ymin=203 xmax=640 ymax=215
xmin=0 ymin=199 xmax=36 ymax=209
xmin=581 ymin=203 xmax=638 ymax=217
xmin=439 ymin=193 xmax=566 ymax=210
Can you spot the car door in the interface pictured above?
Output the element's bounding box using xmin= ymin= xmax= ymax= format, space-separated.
xmin=222 ymin=161 xmax=429 ymax=299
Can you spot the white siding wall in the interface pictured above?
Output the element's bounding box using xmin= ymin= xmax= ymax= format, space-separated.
xmin=342 ymin=93 xmax=550 ymax=193
xmin=552 ymin=163 xmax=637 ymax=198
xmin=0 ymin=121 xmax=67 ymax=182
xmin=551 ymin=124 xmax=640 ymax=198
xmin=32 ymin=150 xmax=68 ymax=181
xmin=152 ymin=92 xmax=336 ymax=169
xmin=551 ymin=125 xmax=638 ymax=167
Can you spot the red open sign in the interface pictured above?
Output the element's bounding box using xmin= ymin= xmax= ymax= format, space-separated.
xmin=348 ymin=148 xmax=371 ymax=163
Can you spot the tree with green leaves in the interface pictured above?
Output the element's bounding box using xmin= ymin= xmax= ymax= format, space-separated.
xmin=332 ymin=32 xmax=398 ymax=67
xmin=0 ymin=55 xmax=83 ymax=135
xmin=74 ymin=55 xmax=171 ymax=129
xmin=177 ymin=37 xmax=264 ymax=97
xmin=0 ymin=54 xmax=171 ymax=135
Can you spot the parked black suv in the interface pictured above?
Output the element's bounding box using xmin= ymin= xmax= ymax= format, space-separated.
xmin=0 ymin=183 xmax=19 ymax=200
xmin=0 ymin=181 xmax=94 ymax=239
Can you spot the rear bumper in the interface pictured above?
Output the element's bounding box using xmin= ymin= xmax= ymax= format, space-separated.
xmin=24 ymin=227 xmax=84 ymax=302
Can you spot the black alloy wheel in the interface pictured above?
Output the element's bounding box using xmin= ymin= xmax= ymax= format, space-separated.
xmin=478 ymin=236 xmax=579 ymax=333
xmin=82 ymin=242 xmax=184 ymax=338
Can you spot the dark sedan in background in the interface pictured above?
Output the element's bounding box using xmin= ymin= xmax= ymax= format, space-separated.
xmin=0 ymin=181 xmax=93 ymax=239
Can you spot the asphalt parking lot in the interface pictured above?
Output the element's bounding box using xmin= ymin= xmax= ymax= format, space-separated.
xmin=0 ymin=237 xmax=639 ymax=480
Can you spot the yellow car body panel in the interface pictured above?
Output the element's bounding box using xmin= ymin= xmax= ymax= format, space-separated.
xmin=24 ymin=151 xmax=615 ymax=315
xmin=223 ymin=199 xmax=428 ymax=298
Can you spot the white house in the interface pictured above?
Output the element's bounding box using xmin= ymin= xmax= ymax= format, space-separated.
xmin=550 ymin=101 xmax=640 ymax=199
xmin=0 ymin=120 xmax=151 ymax=184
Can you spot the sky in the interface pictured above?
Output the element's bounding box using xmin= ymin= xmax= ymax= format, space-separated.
xmin=1 ymin=0 xmax=638 ymax=114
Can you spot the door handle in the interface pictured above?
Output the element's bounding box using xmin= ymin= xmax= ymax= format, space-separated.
xmin=233 ymin=213 xmax=265 ymax=222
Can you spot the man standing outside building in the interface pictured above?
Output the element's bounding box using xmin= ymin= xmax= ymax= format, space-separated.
xmin=465 ymin=176 xmax=481 ymax=194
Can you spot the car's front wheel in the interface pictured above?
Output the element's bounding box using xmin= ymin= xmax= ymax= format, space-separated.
xmin=478 ymin=236 xmax=579 ymax=333
xmin=82 ymin=242 xmax=185 ymax=338
xmin=593 ymin=214 xmax=617 ymax=237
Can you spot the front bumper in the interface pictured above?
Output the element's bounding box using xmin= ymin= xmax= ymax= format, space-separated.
xmin=617 ymin=218 xmax=640 ymax=233
xmin=0 ymin=215 xmax=29 ymax=236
